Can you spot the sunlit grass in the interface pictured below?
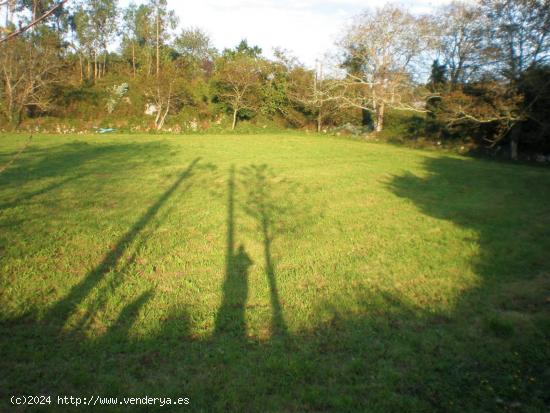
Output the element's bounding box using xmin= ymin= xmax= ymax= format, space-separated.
xmin=1 ymin=133 xmax=548 ymax=412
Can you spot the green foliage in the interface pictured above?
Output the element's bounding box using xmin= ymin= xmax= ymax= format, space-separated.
xmin=173 ymin=27 xmax=217 ymax=65
xmin=222 ymin=39 xmax=263 ymax=59
xmin=259 ymin=65 xmax=290 ymax=118
xmin=376 ymin=110 xmax=426 ymax=140
xmin=2 ymin=0 xmax=549 ymax=157
xmin=428 ymin=60 xmax=448 ymax=90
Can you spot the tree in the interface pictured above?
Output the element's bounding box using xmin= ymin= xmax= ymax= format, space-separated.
xmin=70 ymin=6 xmax=94 ymax=82
xmin=173 ymin=27 xmax=216 ymax=77
xmin=133 ymin=4 xmax=155 ymax=76
xmin=148 ymin=0 xmax=177 ymax=77
xmin=142 ymin=61 xmax=185 ymax=130
xmin=339 ymin=5 xmax=432 ymax=132
xmin=482 ymin=0 xmax=550 ymax=81
xmin=482 ymin=0 xmax=550 ymax=157
xmin=70 ymin=0 xmax=118 ymax=82
xmin=121 ymin=2 xmax=139 ymax=77
xmin=435 ymin=1 xmax=485 ymax=87
xmin=515 ymin=65 xmax=550 ymax=153
xmin=0 ymin=29 xmax=62 ymax=126
xmin=0 ymin=0 xmax=68 ymax=44
xmin=433 ymin=0 xmax=550 ymax=158
xmin=288 ymin=61 xmax=342 ymax=132
xmin=89 ymin=0 xmax=118 ymax=79
xmin=174 ymin=27 xmax=215 ymax=62
xmin=222 ymin=39 xmax=262 ymax=60
xmin=214 ymin=56 xmax=261 ymax=130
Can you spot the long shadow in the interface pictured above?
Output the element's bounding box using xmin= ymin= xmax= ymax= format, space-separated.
xmin=47 ymin=157 xmax=201 ymax=332
xmin=0 ymin=154 xmax=205 ymax=407
xmin=214 ymin=166 xmax=253 ymax=338
xmin=72 ymin=176 xmax=198 ymax=333
xmin=386 ymin=156 xmax=550 ymax=409
xmin=241 ymin=164 xmax=288 ymax=338
xmin=1 ymin=155 xmax=549 ymax=412
xmin=109 ymin=290 xmax=155 ymax=342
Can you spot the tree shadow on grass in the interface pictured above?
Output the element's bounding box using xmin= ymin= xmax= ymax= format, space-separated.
xmin=48 ymin=157 xmax=202 ymax=334
xmin=386 ymin=156 xmax=550 ymax=408
xmin=388 ymin=156 xmax=550 ymax=285
xmin=239 ymin=164 xmax=294 ymax=339
xmin=1 ymin=155 xmax=549 ymax=412
xmin=0 ymin=140 xmax=175 ymax=211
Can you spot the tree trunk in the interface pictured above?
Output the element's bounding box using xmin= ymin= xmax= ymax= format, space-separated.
xmin=156 ymin=11 xmax=160 ymax=77
xmin=78 ymin=53 xmax=83 ymax=83
xmin=3 ymin=71 xmax=14 ymax=124
xmin=154 ymin=84 xmax=164 ymax=129
xmin=157 ymin=102 xmax=170 ymax=130
xmin=132 ymin=43 xmax=136 ymax=78
xmin=15 ymin=106 xmax=24 ymax=128
xmin=317 ymin=110 xmax=322 ymax=132
xmin=232 ymin=108 xmax=238 ymax=130
xmin=157 ymin=84 xmax=172 ymax=131
xmin=375 ymin=102 xmax=385 ymax=132
xmin=510 ymin=140 xmax=518 ymax=160
xmin=154 ymin=104 xmax=162 ymax=128
xmin=510 ymin=128 xmax=519 ymax=160
xmin=158 ymin=110 xmax=168 ymax=130
xmin=93 ymin=52 xmax=98 ymax=82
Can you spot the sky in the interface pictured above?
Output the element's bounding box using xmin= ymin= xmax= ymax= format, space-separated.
xmin=121 ymin=0 xmax=456 ymax=68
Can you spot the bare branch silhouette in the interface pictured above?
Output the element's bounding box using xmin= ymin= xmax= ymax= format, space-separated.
xmin=0 ymin=0 xmax=68 ymax=44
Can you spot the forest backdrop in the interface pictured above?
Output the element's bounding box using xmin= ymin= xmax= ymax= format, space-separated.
xmin=0 ymin=0 xmax=549 ymax=159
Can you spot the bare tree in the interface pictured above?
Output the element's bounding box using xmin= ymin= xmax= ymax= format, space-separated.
xmin=144 ymin=75 xmax=175 ymax=131
xmin=436 ymin=0 xmax=550 ymax=159
xmin=0 ymin=0 xmax=68 ymax=44
xmin=215 ymin=56 xmax=261 ymax=130
xmin=338 ymin=5 xmax=433 ymax=132
xmin=0 ymin=33 xmax=62 ymax=127
xmin=482 ymin=0 xmax=550 ymax=81
xmin=288 ymin=61 xmax=342 ymax=132
xmin=142 ymin=59 xmax=188 ymax=131
xmin=436 ymin=1 xmax=486 ymax=86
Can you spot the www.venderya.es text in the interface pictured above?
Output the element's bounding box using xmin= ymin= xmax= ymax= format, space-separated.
xmin=10 ymin=395 xmax=190 ymax=407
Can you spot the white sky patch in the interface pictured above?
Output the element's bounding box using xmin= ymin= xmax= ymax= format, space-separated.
xmin=120 ymin=0 xmax=457 ymax=68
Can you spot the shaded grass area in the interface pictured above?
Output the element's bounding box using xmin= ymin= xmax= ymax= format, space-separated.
xmin=0 ymin=133 xmax=549 ymax=412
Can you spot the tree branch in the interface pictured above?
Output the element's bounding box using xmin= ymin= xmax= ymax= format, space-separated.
xmin=0 ymin=0 xmax=69 ymax=44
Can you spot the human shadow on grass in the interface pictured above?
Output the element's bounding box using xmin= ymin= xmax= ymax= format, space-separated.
xmin=2 ymin=157 xmax=549 ymax=412
xmin=213 ymin=166 xmax=253 ymax=340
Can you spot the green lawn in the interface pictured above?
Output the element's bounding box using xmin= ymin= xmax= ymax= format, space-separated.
xmin=0 ymin=133 xmax=549 ymax=412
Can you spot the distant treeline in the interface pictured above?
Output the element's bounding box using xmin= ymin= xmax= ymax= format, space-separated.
xmin=0 ymin=0 xmax=549 ymax=158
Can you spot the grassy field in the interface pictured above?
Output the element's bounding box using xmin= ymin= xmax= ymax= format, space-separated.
xmin=0 ymin=133 xmax=549 ymax=412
